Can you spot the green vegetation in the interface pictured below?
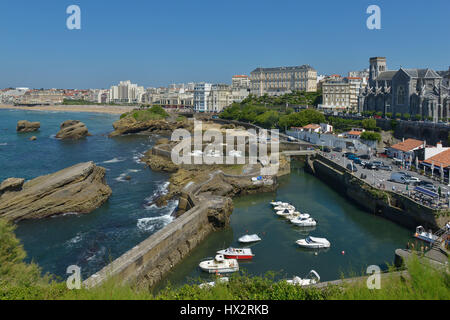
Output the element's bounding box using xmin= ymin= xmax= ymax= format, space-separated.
xmin=220 ymin=91 xmax=323 ymax=130
xmin=360 ymin=131 xmax=382 ymax=142
xmin=120 ymin=105 xmax=169 ymax=122
xmin=1 ymin=218 xmax=449 ymax=300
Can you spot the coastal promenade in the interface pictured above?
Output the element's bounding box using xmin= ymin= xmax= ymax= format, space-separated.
xmin=0 ymin=104 xmax=136 ymax=115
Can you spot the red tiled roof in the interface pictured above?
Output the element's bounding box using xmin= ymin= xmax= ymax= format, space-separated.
xmin=390 ymin=139 xmax=424 ymax=152
xmin=233 ymin=75 xmax=249 ymax=78
xmin=347 ymin=130 xmax=363 ymax=136
xmin=303 ymin=124 xmax=320 ymax=129
xmin=423 ymin=149 xmax=450 ymax=168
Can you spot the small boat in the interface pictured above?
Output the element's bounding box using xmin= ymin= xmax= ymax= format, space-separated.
xmin=276 ymin=208 xmax=295 ymax=217
xmin=199 ymin=255 xmax=239 ymax=274
xmin=291 ymin=217 xmax=317 ymax=227
xmin=296 ymin=236 xmax=331 ymax=249
xmin=238 ymin=234 xmax=262 ymax=243
xmin=414 ymin=226 xmax=438 ymax=243
xmin=289 ymin=212 xmax=310 ymax=219
xmin=286 ymin=270 xmax=320 ymax=286
xmin=274 ymin=205 xmax=295 ymax=211
xmin=270 ymin=201 xmax=286 ymax=207
xmin=199 ymin=277 xmax=229 ymax=289
xmin=217 ymin=247 xmax=254 ymax=260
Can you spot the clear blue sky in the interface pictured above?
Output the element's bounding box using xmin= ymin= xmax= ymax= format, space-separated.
xmin=1 ymin=0 xmax=449 ymax=89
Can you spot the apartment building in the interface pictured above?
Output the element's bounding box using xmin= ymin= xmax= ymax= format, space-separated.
xmin=194 ymin=83 xmax=212 ymax=112
xmin=320 ymin=76 xmax=365 ymax=111
xmin=250 ymin=65 xmax=317 ymax=96
xmin=109 ymin=80 xmax=145 ymax=104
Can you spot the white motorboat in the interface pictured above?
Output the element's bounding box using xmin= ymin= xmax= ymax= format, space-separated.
xmin=270 ymin=201 xmax=286 ymax=207
xmin=414 ymin=226 xmax=438 ymax=243
xmin=276 ymin=208 xmax=295 ymax=217
xmin=296 ymin=236 xmax=331 ymax=249
xmin=216 ymin=247 xmax=254 ymax=260
xmin=286 ymin=270 xmax=320 ymax=286
xmin=290 ymin=217 xmax=317 ymax=227
xmin=238 ymin=234 xmax=262 ymax=243
xmin=199 ymin=255 xmax=239 ymax=274
xmin=289 ymin=212 xmax=310 ymax=219
xmin=274 ymin=205 xmax=295 ymax=211
xmin=199 ymin=277 xmax=229 ymax=289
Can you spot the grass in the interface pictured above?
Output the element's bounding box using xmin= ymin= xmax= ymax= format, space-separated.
xmin=1 ymin=218 xmax=449 ymax=300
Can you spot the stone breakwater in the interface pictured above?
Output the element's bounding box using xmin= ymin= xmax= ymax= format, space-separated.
xmin=0 ymin=162 xmax=112 ymax=222
xmin=305 ymin=154 xmax=448 ymax=230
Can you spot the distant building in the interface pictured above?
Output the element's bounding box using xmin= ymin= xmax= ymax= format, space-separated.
xmin=208 ymin=84 xmax=232 ymax=113
xmin=320 ymin=78 xmax=351 ymax=111
xmin=109 ymin=80 xmax=145 ymax=104
xmin=232 ymin=75 xmax=250 ymax=89
xmin=194 ymin=83 xmax=212 ymax=112
xmin=358 ymin=57 xmax=450 ymax=121
xmin=250 ymin=65 xmax=317 ymax=96
xmin=15 ymin=89 xmax=64 ymax=106
xmin=344 ymin=128 xmax=365 ymax=140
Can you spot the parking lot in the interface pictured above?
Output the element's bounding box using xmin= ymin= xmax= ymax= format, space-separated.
xmin=320 ymin=148 xmax=450 ymax=210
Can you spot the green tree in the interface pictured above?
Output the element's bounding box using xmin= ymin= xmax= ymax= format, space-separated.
xmin=360 ymin=131 xmax=382 ymax=142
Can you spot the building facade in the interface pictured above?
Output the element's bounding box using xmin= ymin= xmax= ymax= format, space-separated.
xmin=194 ymin=83 xmax=212 ymax=112
xmin=250 ymin=65 xmax=317 ymax=96
xmin=109 ymin=80 xmax=145 ymax=104
xmin=359 ymin=57 xmax=450 ymax=121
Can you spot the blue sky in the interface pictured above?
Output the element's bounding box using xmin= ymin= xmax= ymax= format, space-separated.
xmin=1 ymin=0 xmax=449 ymax=89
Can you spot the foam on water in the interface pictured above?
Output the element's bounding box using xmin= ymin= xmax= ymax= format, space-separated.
xmin=102 ymin=158 xmax=125 ymax=164
xmin=137 ymin=200 xmax=178 ymax=232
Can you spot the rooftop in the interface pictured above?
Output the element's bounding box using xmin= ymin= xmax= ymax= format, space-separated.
xmin=390 ymin=139 xmax=425 ymax=152
xmin=423 ymin=148 xmax=450 ymax=168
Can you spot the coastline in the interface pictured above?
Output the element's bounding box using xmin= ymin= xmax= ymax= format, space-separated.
xmin=0 ymin=104 xmax=136 ymax=115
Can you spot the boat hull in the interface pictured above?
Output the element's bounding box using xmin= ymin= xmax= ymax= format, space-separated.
xmin=223 ymin=254 xmax=253 ymax=260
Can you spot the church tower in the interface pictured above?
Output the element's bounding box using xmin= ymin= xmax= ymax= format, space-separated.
xmin=369 ymin=57 xmax=387 ymax=86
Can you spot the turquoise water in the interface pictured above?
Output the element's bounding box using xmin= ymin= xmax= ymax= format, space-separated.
xmin=156 ymin=163 xmax=413 ymax=289
xmin=0 ymin=109 xmax=174 ymax=279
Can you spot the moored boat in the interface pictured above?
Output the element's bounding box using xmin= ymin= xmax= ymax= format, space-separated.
xmin=290 ymin=217 xmax=317 ymax=227
xmin=270 ymin=201 xmax=289 ymax=207
xmin=274 ymin=205 xmax=295 ymax=211
xmin=286 ymin=270 xmax=320 ymax=286
xmin=414 ymin=226 xmax=438 ymax=243
xmin=199 ymin=277 xmax=229 ymax=289
xmin=199 ymin=255 xmax=239 ymax=274
xmin=238 ymin=234 xmax=262 ymax=243
xmin=296 ymin=236 xmax=330 ymax=249
xmin=216 ymin=247 xmax=254 ymax=260
xmin=276 ymin=208 xmax=295 ymax=217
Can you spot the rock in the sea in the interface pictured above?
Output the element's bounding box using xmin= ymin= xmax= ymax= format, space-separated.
xmin=109 ymin=116 xmax=192 ymax=137
xmin=30 ymin=136 xmax=37 ymax=141
xmin=17 ymin=120 xmax=40 ymax=133
xmin=0 ymin=178 xmax=25 ymax=195
xmin=56 ymin=120 xmax=91 ymax=140
xmin=0 ymin=162 xmax=112 ymax=222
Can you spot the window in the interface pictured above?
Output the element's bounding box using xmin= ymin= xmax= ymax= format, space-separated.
xmin=397 ymin=86 xmax=406 ymax=105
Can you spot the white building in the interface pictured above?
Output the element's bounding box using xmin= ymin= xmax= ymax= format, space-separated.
xmin=194 ymin=83 xmax=212 ymax=112
xmin=109 ymin=80 xmax=145 ymax=104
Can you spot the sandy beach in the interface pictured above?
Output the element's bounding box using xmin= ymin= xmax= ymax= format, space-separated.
xmin=0 ymin=104 xmax=137 ymax=115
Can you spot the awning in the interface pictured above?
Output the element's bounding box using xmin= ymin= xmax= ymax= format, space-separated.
xmin=414 ymin=186 xmax=439 ymax=198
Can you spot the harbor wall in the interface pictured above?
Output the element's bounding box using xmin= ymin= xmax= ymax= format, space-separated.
xmin=306 ymin=154 xmax=447 ymax=230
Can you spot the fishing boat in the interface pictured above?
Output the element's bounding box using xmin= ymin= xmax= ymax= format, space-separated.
xmin=199 ymin=277 xmax=229 ymax=289
xmin=290 ymin=217 xmax=317 ymax=227
xmin=286 ymin=270 xmax=320 ymax=286
xmin=199 ymin=255 xmax=239 ymax=274
xmin=414 ymin=226 xmax=438 ymax=243
xmin=238 ymin=234 xmax=262 ymax=243
xmin=296 ymin=236 xmax=331 ymax=249
xmin=216 ymin=247 xmax=254 ymax=260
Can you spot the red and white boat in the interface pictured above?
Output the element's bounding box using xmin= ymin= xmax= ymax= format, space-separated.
xmin=216 ymin=247 xmax=254 ymax=260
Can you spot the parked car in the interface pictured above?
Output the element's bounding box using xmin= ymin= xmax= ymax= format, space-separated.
xmin=390 ymin=172 xmax=408 ymax=184
xmin=353 ymin=158 xmax=363 ymax=165
xmin=418 ymin=182 xmax=438 ymax=192
xmin=404 ymin=176 xmax=420 ymax=185
xmin=348 ymin=154 xmax=359 ymax=161
xmin=346 ymin=163 xmax=358 ymax=172
xmin=379 ymin=165 xmax=393 ymax=171
xmin=333 ymin=147 xmax=343 ymax=152
xmin=372 ymin=161 xmax=385 ymax=167
xmin=323 ymin=147 xmax=331 ymax=153
xmin=358 ymin=154 xmax=371 ymax=160
xmin=343 ymin=152 xmax=356 ymax=158
xmin=364 ymin=162 xmax=379 ymax=170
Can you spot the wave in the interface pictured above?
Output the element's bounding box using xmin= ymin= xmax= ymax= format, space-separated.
xmin=137 ymin=200 xmax=178 ymax=232
xmin=66 ymin=233 xmax=83 ymax=246
xmin=102 ymin=158 xmax=125 ymax=164
xmin=144 ymin=181 xmax=170 ymax=206
xmin=114 ymin=168 xmax=142 ymax=182
xmin=133 ymin=151 xmax=145 ymax=164
xmin=0 ymin=143 xmax=7 ymax=146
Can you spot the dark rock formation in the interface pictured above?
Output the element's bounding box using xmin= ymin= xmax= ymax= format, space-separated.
xmin=0 ymin=162 xmax=112 ymax=222
xmin=56 ymin=120 xmax=91 ymax=140
xmin=109 ymin=117 xmax=193 ymax=137
xmin=17 ymin=120 xmax=40 ymax=133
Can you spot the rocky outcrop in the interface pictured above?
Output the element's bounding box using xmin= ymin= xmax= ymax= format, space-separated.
xmin=0 ymin=178 xmax=25 ymax=195
xmin=109 ymin=117 xmax=192 ymax=137
xmin=56 ymin=120 xmax=91 ymax=140
xmin=17 ymin=120 xmax=40 ymax=133
xmin=0 ymin=162 xmax=112 ymax=222
xmin=142 ymin=152 xmax=179 ymax=173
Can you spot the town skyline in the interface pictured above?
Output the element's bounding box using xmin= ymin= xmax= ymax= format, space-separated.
xmin=1 ymin=0 xmax=449 ymax=89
